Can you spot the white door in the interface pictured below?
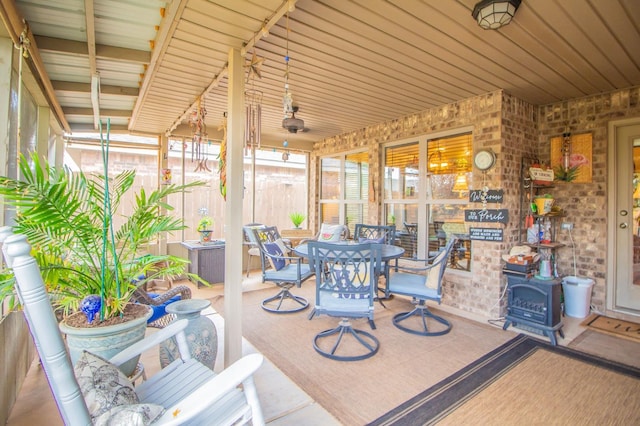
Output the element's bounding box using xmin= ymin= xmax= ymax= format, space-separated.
xmin=610 ymin=120 xmax=640 ymax=314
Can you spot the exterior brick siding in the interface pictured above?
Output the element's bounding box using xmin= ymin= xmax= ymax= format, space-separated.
xmin=309 ymin=86 xmax=640 ymax=319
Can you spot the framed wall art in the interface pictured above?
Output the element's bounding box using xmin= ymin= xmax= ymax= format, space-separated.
xmin=550 ymin=132 xmax=593 ymax=183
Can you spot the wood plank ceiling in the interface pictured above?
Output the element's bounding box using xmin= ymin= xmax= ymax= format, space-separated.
xmin=6 ymin=0 xmax=640 ymax=149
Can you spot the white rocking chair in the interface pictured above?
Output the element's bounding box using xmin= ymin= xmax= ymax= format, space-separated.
xmin=1 ymin=228 xmax=264 ymax=426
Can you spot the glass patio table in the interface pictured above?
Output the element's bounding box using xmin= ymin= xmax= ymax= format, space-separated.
xmin=293 ymin=241 xmax=404 ymax=261
xmin=294 ymin=241 xmax=405 ymax=300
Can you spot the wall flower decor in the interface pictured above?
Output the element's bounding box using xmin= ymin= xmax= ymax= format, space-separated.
xmin=550 ymin=132 xmax=593 ymax=183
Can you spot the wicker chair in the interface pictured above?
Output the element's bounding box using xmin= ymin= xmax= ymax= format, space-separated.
xmin=131 ymin=285 xmax=192 ymax=328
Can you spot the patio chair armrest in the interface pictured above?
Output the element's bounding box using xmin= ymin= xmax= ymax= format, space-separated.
xmin=152 ymin=354 xmax=265 ymax=425
xmin=109 ymin=319 xmax=190 ymax=366
xmin=395 ymin=256 xmax=447 ymax=273
xmin=263 ymin=251 xmax=302 ymax=263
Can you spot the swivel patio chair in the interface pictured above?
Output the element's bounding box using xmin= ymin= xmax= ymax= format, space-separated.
xmin=403 ymin=222 xmax=418 ymax=258
xmin=0 ymin=228 xmax=265 ymax=426
xmin=353 ymin=223 xmax=397 ymax=300
xmin=249 ymin=225 xmax=314 ymax=313
xmin=243 ymin=222 xmax=265 ymax=277
xmin=387 ymin=238 xmax=457 ymax=336
xmin=307 ymin=241 xmax=382 ymax=361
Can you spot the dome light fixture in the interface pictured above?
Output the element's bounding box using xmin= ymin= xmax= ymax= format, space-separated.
xmin=472 ymin=0 xmax=521 ymax=30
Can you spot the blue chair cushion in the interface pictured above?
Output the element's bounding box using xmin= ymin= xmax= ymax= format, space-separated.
xmin=264 ymin=242 xmax=285 ymax=270
xmin=146 ymin=293 xmax=181 ymax=324
xmin=388 ymin=272 xmax=440 ymax=301
xmin=264 ymin=262 xmax=312 ymax=283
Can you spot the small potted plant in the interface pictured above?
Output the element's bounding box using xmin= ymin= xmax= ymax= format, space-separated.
xmin=534 ymin=193 xmax=555 ymax=215
xmin=289 ymin=212 xmax=306 ymax=229
xmin=197 ymin=216 xmax=214 ymax=242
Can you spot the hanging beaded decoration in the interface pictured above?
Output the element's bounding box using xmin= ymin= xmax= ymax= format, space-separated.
xmin=479 ymin=171 xmax=490 ymax=211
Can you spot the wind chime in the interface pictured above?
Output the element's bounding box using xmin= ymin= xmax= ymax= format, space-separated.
xmin=190 ymin=96 xmax=210 ymax=172
xmin=244 ymin=31 xmax=264 ymax=155
xmin=245 ymin=89 xmax=262 ymax=155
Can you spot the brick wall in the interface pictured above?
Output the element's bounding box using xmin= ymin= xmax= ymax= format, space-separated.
xmin=311 ymin=90 xmax=513 ymax=318
xmin=538 ymin=86 xmax=640 ymax=312
xmin=309 ymin=86 xmax=640 ymax=318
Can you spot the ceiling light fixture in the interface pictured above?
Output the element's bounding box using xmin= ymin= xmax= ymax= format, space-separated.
xmin=472 ymin=0 xmax=521 ymax=30
xmin=283 ymin=106 xmax=305 ymax=133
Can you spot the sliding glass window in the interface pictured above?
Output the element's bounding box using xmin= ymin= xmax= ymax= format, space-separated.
xmin=384 ymin=131 xmax=473 ymax=271
xmin=319 ymin=151 xmax=369 ymax=234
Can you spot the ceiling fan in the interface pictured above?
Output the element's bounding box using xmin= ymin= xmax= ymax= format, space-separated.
xmin=282 ymin=106 xmax=309 ymax=133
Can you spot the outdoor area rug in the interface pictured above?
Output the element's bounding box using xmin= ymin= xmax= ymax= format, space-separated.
xmin=369 ymin=334 xmax=640 ymax=425
xmin=581 ymin=314 xmax=640 ymax=343
xmin=211 ymin=285 xmax=514 ymax=425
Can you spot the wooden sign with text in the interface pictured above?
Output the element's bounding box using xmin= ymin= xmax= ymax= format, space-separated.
xmin=464 ymin=209 xmax=509 ymax=224
xmin=469 ymin=189 xmax=503 ymax=203
xmin=469 ymin=227 xmax=504 ymax=241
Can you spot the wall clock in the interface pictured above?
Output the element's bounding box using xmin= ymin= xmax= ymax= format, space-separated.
xmin=474 ymin=149 xmax=496 ymax=171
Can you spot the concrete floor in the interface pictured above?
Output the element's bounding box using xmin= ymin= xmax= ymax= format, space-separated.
xmin=7 ymin=271 xmax=341 ymax=425
xmin=6 ymin=270 xmax=593 ymax=425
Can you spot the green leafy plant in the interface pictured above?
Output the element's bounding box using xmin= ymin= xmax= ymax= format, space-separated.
xmin=554 ymin=165 xmax=580 ymax=182
xmin=0 ymin=152 xmax=206 ymax=322
xmin=197 ymin=216 xmax=214 ymax=231
xmin=289 ymin=212 xmax=306 ymax=228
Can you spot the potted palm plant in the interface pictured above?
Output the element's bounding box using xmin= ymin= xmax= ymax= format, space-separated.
xmin=0 ymin=152 xmax=205 ymax=375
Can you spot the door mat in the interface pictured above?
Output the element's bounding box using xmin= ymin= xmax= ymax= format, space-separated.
xmin=581 ymin=314 xmax=640 ymax=343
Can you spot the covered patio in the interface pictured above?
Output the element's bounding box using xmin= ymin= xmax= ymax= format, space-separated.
xmin=1 ymin=0 xmax=640 ymax=423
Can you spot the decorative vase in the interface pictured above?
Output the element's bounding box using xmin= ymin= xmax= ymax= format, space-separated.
xmin=159 ymin=299 xmax=218 ymax=370
xmin=59 ymin=305 xmax=152 ymax=377
xmin=199 ymin=230 xmax=212 ymax=243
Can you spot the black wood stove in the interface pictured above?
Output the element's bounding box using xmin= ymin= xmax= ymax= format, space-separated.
xmin=502 ymin=274 xmax=564 ymax=345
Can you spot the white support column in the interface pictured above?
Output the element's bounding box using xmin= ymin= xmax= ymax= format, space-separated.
xmin=224 ymin=47 xmax=245 ymax=366
xmin=48 ymin=133 xmax=64 ymax=168
xmin=0 ymin=38 xmax=13 ymax=227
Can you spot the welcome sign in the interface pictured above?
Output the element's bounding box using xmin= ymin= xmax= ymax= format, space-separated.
xmin=464 ymin=209 xmax=509 ymax=224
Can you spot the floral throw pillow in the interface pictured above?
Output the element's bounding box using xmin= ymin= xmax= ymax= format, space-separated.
xmin=94 ymin=403 xmax=165 ymax=426
xmin=74 ymin=351 xmax=164 ymax=424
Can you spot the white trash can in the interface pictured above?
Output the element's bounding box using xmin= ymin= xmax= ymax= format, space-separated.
xmin=562 ymin=276 xmax=595 ymax=318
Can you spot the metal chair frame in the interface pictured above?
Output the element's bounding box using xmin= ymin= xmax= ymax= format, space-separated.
xmin=308 ymin=241 xmax=382 ymax=361
xmin=388 ymin=238 xmax=457 ymax=336
xmin=353 ymin=223 xmax=397 ymax=302
xmin=249 ymin=225 xmax=313 ymax=313
xmin=243 ymin=223 xmax=264 ymax=277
